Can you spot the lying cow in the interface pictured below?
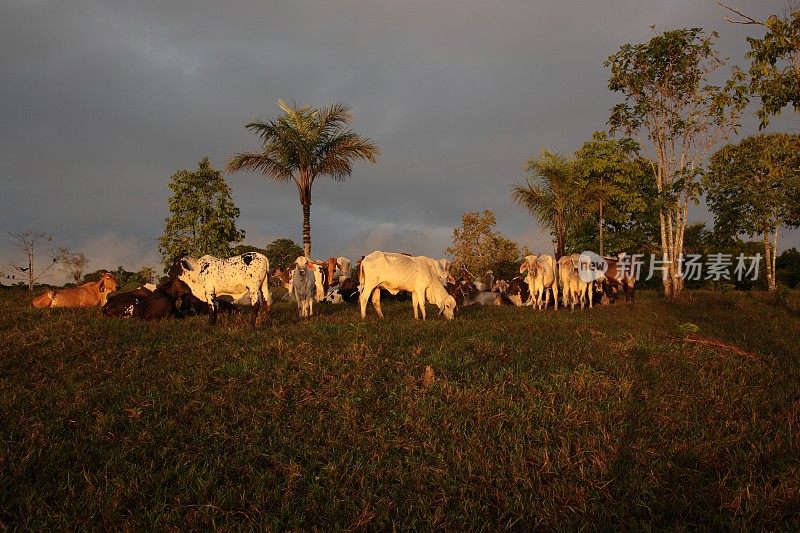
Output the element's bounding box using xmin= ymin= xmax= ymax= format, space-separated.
xmin=131 ymin=277 xmax=196 ymax=320
xmin=32 ymin=272 xmax=119 ymax=308
xmin=359 ymin=251 xmax=457 ymax=320
xmin=169 ymin=252 xmax=271 ymax=326
xmin=102 ymin=286 xmax=153 ymax=317
xmin=324 ymin=277 xmax=359 ymax=304
xmin=492 ymin=277 xmax=530 ymax=306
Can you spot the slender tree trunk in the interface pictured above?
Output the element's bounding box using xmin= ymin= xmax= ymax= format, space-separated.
xmin=763 ymin=224 xmax=773 ymax=291
xmin=302 ymin=201 xmax=311 ymax=259
xmin=599 ymin=201 xmax=604 ymax=257
xmin=772 ymin=224 xmax=778 ymax=291
xmin=28 ymin=252 xmax=33 ymax=292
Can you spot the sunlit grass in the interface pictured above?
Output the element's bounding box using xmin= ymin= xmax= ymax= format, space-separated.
xmin=1 ymin=288 xmax=798 ymax=529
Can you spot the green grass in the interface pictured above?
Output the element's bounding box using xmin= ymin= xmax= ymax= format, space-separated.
xmin=1 ymin=288 xmax=799 ymax=529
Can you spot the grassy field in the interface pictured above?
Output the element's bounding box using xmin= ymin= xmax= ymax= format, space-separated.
xmin=1 ymin=288 xmax=799 ymax=529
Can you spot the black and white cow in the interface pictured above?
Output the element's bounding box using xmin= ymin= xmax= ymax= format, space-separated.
xmin=168 ymin=252 xmax=271 ymax=326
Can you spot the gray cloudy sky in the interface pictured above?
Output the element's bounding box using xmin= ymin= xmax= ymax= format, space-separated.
xmin=1 ymin=0 xmax=797 ymax=282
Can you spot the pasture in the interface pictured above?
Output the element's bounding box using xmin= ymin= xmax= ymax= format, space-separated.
xmin=1 ymin=288 xmax=799 ymax=529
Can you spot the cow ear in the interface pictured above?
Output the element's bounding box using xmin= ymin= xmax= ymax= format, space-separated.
xmin=98 ymin=279 xmax=105 ymax=292
xmin=181 ymin=258 xmax=192 ymax=271
xmin=520 ymin=262 xmax=528 ymax=274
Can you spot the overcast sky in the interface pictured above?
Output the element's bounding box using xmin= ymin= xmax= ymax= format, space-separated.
xmin=1 ymin=0 xmax=797 ymax=282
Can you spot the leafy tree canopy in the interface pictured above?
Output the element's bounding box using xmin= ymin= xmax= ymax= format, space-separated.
xmin=705 ymin=133 xmax=800 ymax=239
xmin=159 ymin=157 xmax=245 ymax=270
xmin=447 ymin=210 xmax=523 ymax=280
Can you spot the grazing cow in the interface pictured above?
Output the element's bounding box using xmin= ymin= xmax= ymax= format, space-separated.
xmin=168 ymin=252 xmax=271 ymax=326
xmin=32 ymin=272 xmax=119 ymax=308
xmin=102 ymin=286 xmax=153 ymax=317
xmin=558 ymin=254 xmax=591 ymax=310
xmin=599 ymin=255 xmax=636 ymax=303
xmin=292 ymin=256 xmax=317 ymax=317
xmin=521 ymin=254 xmax=559 ymax=310
xmin=359 ymin=251 xmax=457 ymax=320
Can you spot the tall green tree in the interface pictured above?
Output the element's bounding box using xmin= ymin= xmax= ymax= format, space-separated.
xmin=705 ymin=133 xmax=800 ymax=291
xmin=159 ymin=157 xmax=245 ymax=269
xmin=226 ymin=100 xmax=379 ymax=258
xmin=606 ymin=27 xmax=748 ymax=298
xmin=446 ymin=210 xmax=522 ymax=279
xmin=574 ymin=132 xmax=645 ymax=256
xmin=567 ymin=155 xmax=661 ymax=256
xmin=511 ymin=148 xmax=578 ymax=259
xmin=719 ymin=2 xmax=799 ymax=128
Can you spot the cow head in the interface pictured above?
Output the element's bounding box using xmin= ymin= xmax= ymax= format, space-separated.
xmin=294 ymin=256 xmax=309 ymax=278
xmin=520 ymin=255 xmax=538 ymax=276
xmin=157 ymin=278 xmax=196 ymax=315
xmin=99 ymin=272 xmax=119 ymax=293
xmin=492 ymin=279 xmax=509 ymax=293
xmin=439 ymin=295 xmax=457 ymax=320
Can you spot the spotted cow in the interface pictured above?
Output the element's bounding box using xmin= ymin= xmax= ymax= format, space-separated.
xmin=168 ymin=252 xmax=271 ymax=326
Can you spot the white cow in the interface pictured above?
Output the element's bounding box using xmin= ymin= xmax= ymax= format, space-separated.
xmin=335 ymin=256 xmax=351 ymax=285
xmin=558 ymin=254 xmax=591 ymax=310
xmin=520 ymin=254 xmax=559 ymax=310
xmin=358 ymin=251 xmax=457 ymax=320
xmin=169 ymin=252 xmax=271 ymax=326
xmin=292 ymin=257 xmax=317 ymax=318
xmin=428 ymin=258 xmax=451 ymax=284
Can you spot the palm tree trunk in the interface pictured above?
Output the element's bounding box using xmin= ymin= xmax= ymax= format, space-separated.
xmin=302 ymin=201 xmax=311 ymax=259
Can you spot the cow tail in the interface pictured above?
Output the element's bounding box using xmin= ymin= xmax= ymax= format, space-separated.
xmin=358 ymin=261 xmax=365 ymax=292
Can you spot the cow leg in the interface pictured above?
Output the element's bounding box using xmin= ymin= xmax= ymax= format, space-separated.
xmin=250 ymin=299 xmax=260 ymax=326
xmin=411 ymin=292 xmax=419 ymax=320
xmin=553 ymin=283 xmax=559 ymax=310
xmin=417 ymin=290 xmax=427 ymax=320
xmin=205 ymin=290 xmax=217 ymax=325
xmin=371 ymin=288 xmax=384 ymax=318
xmin=309 ymin=297 xmax=313 ymax=317
xmin=358 ymin=284 xmax=373 ymax=319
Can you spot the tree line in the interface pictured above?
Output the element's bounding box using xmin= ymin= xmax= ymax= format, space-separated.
xmin=17 ymin=2 xmax=789 ymax=297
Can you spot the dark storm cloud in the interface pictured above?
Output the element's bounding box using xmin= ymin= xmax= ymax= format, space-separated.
xmin=1 ymin=0 xmax=795 ymax=281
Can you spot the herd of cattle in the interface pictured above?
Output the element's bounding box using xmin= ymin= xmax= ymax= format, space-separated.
xmin=30 ymin=250 xmax=636 ymax=323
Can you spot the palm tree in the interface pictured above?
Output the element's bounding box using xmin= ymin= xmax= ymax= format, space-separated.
xmin=226 ymin=100 xmax=380 ymax=258
xmin=511 ymin=148 xmax=579 ymax=259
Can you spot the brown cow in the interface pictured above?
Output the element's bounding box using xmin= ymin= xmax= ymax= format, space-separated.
xmin=596 ymin=255 xmax=636 ymax=303
xmin=32 ymin=272 xmax=119 ymax=308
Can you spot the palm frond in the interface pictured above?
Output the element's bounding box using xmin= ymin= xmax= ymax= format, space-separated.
xmin=511 ymin=182 xmax=556 ymax=229
xmin=225 ymin=152 xmax=293 ymax=182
